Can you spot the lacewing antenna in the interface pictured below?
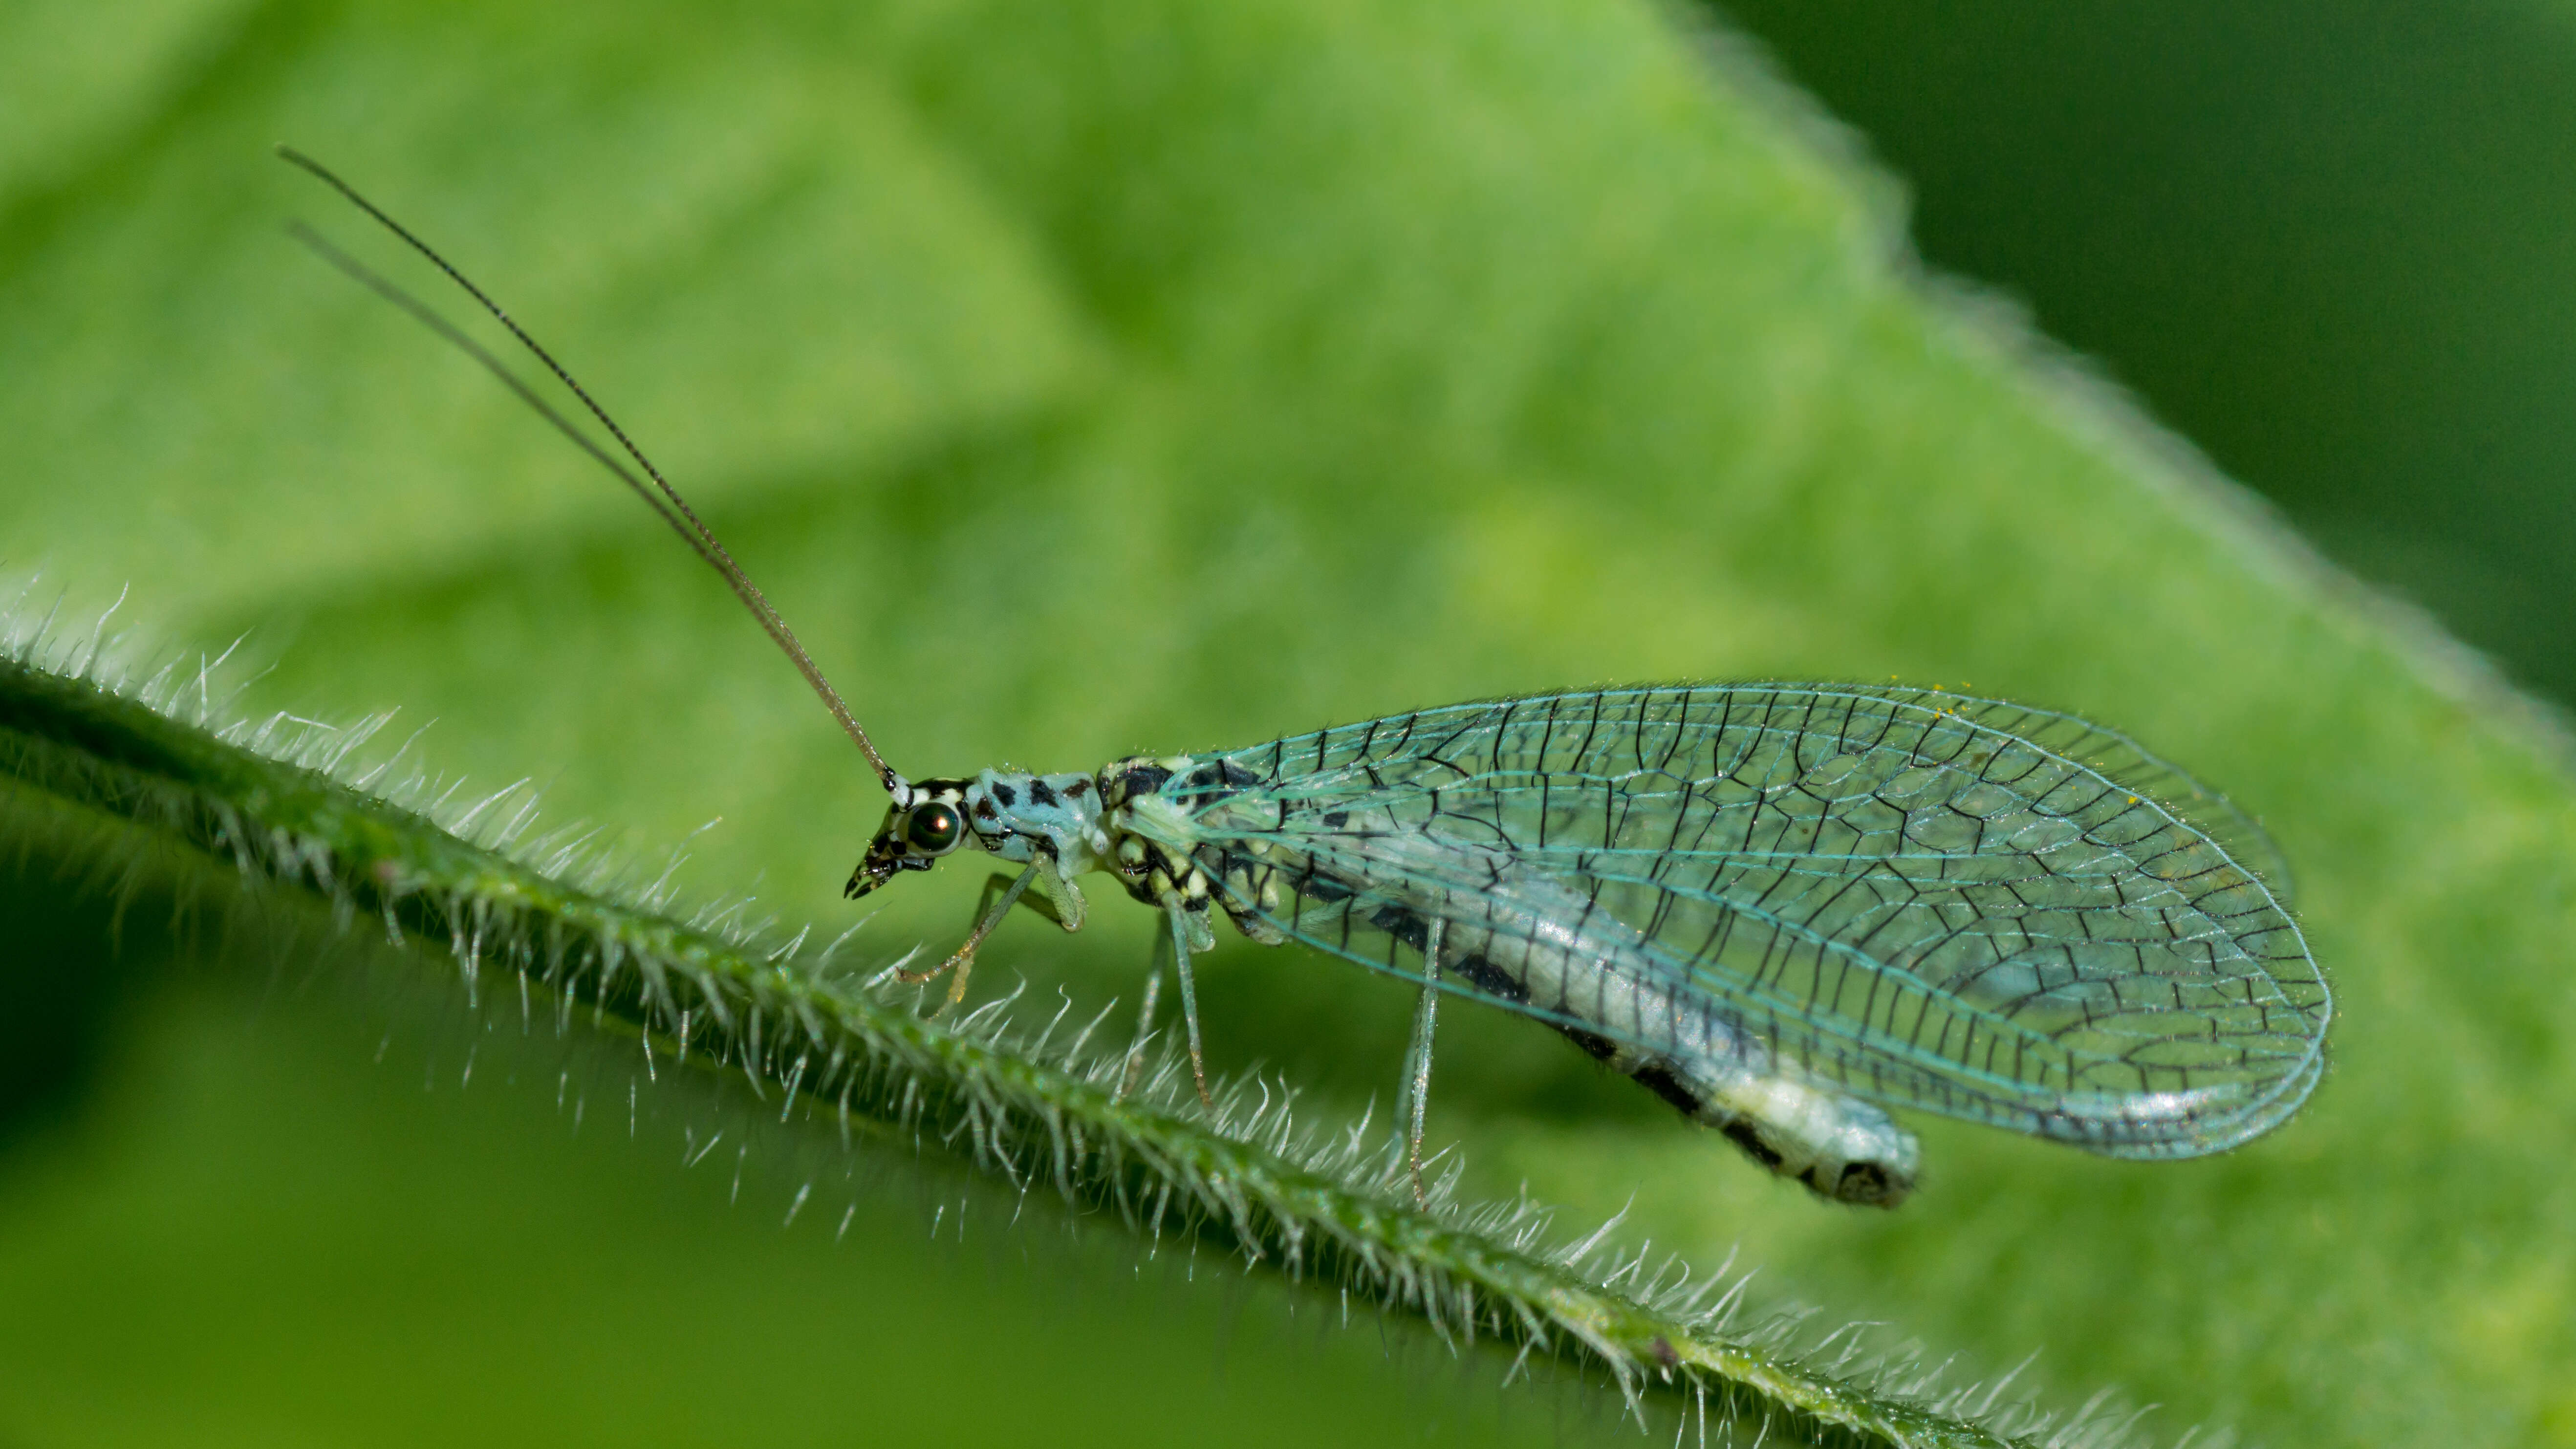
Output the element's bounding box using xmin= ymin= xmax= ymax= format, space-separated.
xmin=274 ymin=146 xmax=906 ymax=800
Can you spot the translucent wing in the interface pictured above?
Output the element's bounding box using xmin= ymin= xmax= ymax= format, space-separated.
xmin=1143 ymin=685 xmax=2328 ymax=1158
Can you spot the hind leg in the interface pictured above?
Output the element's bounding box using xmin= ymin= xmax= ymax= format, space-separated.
xmin=1394 ymin=918 xmax=1445 ymax=1205
xmin=1164 ymin=904 xmax=1215 ymax=1107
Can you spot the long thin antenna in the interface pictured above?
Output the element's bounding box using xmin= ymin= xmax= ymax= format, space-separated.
xmin=274 ymin=146 xmax=904 ymax=797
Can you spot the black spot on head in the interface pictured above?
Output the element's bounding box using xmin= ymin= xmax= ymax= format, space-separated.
xmin=1720 ymin=1120 xmax=1786 ymax=1169
xmin=991 ymin=783 xmax=1017 ymax=807
xmin=1027 ymin=779 xmax=1058 ymax=807
xmin=974 ymin=799 xmax=999 ymax=821
xmin=1627 ymin=1061 xmax=1706 ymax=1117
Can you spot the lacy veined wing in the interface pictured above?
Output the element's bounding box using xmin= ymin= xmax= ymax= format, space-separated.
xmin=1142 ymin=684 xmax=2330 ymax=1161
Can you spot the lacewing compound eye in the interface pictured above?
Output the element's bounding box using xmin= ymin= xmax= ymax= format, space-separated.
xmin=905 ymin=803 xmax=964 ymax=855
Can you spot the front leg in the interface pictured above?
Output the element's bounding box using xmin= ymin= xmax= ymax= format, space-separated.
xmin=893 ymin=860 xmax=1058 ymax=1009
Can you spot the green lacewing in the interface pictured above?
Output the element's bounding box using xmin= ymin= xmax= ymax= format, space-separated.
xmin=281 ymin=149 xmax=2329 ymax=1208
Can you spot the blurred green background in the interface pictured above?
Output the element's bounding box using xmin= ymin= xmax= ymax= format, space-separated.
xmin=1724 ymin=0 xmax=2576 ymax=703
xmin=3 ymin=0 xmax=2573 ymax=1445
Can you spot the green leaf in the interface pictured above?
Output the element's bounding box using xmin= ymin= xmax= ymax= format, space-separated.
xmin=2 ymin=0 xmax=2570 ymax=1444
